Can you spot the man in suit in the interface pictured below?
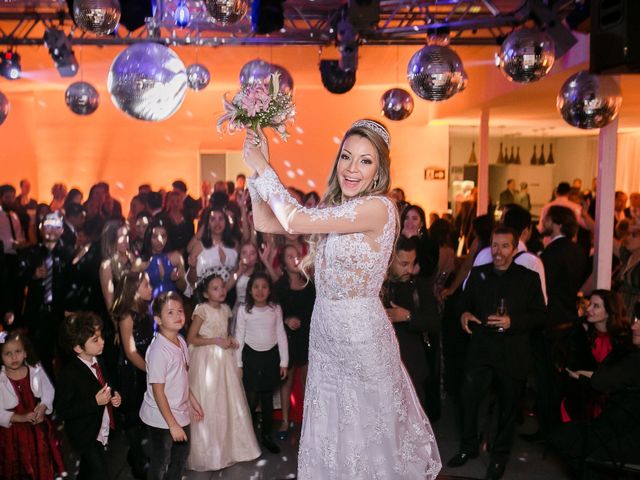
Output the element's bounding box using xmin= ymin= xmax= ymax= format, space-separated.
xmin=498 ymin=179 xmax=517 ymax=210
xmin=625 ymin=192 xmax=640 ymax=220
xmin=528 ymin=205 xmax=588 ymax=442
xmin=18 ymin=212 xmax=73 ymax=378
xmin=61 ymin=202 xmax=85 ymax=255
xmin=447 ymin=226 xmax=547 ymax=480
xmin=383 ymin=236 xmax=441 ymax=418
xmin=55 ymin=312 xmax=121 ymax=480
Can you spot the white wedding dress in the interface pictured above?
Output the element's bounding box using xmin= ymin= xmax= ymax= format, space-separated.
xmin=248 ymin=167 xmax=441 ymax=480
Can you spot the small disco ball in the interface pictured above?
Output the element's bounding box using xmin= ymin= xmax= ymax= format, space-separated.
xmin=65 ymin=81 xmax=100 ymax=115
xmin=380 ymin=88 xmax=414 ymax=121
xmin=498 ymin=28 xmax=555 ymax=83
xmin=205 ymin=0 xmax=247 ymax=25
xmin=72 ymin=0 xmax=121 ymax=35
xmin=186 ymin=63 xmax=210 ymax=91
xmin=407 ymin=45 xmax=465 ymax=102
xmin=107 ymin=42 xmax=187 ymax=122
xmin=0 ymin=91 xmax=9 ymax=125
xmin=557 ymin=70 xmax=622 ymax=129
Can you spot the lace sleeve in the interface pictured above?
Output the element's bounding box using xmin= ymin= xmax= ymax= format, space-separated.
xmin=250 ymin=166 xmax=392 ymax=235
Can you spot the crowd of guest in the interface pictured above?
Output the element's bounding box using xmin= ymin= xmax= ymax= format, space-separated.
xmin=0 ymin=175 xmax=639 ymax=480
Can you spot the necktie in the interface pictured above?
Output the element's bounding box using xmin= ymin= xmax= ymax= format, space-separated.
xmin=91 ymin=362 xmax=115 ymax=430
xmin=43 ymin=253 xmax=53 ymax=305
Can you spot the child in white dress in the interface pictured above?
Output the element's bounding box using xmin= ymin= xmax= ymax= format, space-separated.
xmin=187 ymin=274 xmax=260 ymax=471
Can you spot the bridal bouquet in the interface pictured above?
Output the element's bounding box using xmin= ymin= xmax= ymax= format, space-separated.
xmin=216 ymin=71 xmax=295 ymax=141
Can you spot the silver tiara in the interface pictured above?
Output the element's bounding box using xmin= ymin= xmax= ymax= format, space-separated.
xmin=351 ymin=119 xmax=390 ymax=147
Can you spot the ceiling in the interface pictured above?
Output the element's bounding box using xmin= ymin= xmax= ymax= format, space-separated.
xmin=0 ymin=0 xmax=577 ymax=47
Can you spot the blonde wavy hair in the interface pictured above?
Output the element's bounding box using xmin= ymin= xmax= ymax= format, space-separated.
xmin=299 ymin=120 xmax=399 ymax=278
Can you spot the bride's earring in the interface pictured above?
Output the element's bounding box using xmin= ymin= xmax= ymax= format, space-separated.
xmin=373 ymin=176 xmax=379 ymax=188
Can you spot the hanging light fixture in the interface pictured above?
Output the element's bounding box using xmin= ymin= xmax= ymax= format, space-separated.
xmin=407 ymin=32 xmax=466 ymax=102
xmin=497 ymin=27 xmax=555 ymax=83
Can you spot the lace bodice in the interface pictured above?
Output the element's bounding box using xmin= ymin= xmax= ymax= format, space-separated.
xmin=193 ymin=303 xmax=231 ymax=338
xmin=248 ymin=167 xmax=397 ymax=300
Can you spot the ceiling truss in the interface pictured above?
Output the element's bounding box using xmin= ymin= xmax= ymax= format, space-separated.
xmin=0 ymin=0 xmax=577 ymax=47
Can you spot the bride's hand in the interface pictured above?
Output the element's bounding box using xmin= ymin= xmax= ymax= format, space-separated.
xmin=243 ymin=128 xmax=269 ymax=174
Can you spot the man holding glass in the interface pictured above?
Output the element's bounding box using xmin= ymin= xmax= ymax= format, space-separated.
xmin=447 ymin=226 xmax=547 ymax=480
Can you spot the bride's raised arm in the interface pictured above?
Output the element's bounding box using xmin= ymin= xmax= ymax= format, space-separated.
xmin=247 ymin=166 xmax=390 ymax=235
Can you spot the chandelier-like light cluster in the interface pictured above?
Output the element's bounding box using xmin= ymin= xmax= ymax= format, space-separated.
xmin=107 ymin=42 xmax=188 ymax=121
xmin=498 ymin=28 xmax=555 ymax=83
xmin=557 ymin=71 xmax=622 ymax=129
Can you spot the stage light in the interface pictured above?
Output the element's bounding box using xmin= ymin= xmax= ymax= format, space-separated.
xmin=337 ymin=19 xmax=359 ymax=72
xmin=0 ymin=51 xmax=21 ymax=80
xmin=320 ymin=59 xmax=356 ymax=94
xmin=44 ymin=28 xmax=79 ymax=77
xmin=174 ymin=0 xmax=191 ymax=28
xmin=251 ymin=0 xmax=284 ymax=34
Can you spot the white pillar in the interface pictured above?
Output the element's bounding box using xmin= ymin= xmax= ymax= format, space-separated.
xmin=477 ymin=108 xmax=490 ymax=216
xmin=593 ymin=116 xmax=618 ymax=290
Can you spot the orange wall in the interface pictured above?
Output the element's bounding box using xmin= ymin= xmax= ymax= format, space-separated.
xmin=0 ymin=45 xmax=449 ymax=213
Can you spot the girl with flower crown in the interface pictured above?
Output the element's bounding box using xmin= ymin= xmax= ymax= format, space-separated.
xmin=186 ymin=270 xmax=260 ymax=471
xmin=242 ymin=120 xmax=441 ymax=479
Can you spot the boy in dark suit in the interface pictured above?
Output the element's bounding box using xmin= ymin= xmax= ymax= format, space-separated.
xmin=55 ymin=312 xmax=121 ymax=480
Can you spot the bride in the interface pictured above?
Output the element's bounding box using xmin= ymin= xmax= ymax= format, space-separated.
xmin=243 ymin=119 xmax=441 ymax=479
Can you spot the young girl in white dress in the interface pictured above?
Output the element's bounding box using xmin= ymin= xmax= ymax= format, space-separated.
xmin=186 ymin=272 xmax=260 ymax=471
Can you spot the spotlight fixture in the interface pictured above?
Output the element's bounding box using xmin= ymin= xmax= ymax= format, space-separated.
xmin=174 ymin=0 xmax=191 ymax=28
xmin=336 ymin=18 xmax=359 ymax=72
xmin=0 ymin=50 xmax=21 ymax=80
xmin=44 ymin=28 xmax=79 ymax=77
xmin=251 ymin=0 xmax=284 ymax=34
xmin=320 ymin=59 xmax=356 ymax=94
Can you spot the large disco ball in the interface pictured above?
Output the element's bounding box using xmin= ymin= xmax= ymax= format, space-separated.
xmin=407 ymin=45 xmax=465 ymax=101
xmin=186 ymin=63 xmax=210 ymax=91
xmin=205 ymin=0 xmax=247 ymax=25
xmin=65 ymin=81 xmax=100 ymax=115
xmin=381 ymin=88 xmax=414 ymax=121
xmin=557 ymin=71 xmax=622 ymax=129
xmin=0 ymin=92 xmax=9 ymax=125
xmin=72 ymin=0 xmax=121 ymax=35
xmin=107 ymin=42 xmax=188 ymax=121
xmin=498 ymin=28 xmax=555 ymax=83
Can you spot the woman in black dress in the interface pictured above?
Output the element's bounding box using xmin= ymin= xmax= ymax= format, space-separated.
xmin=274 ymin=244 xmax=315 ymax=439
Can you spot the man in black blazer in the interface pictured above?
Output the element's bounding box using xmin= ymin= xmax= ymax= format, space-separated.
xmin=529 ymin=205 xmax=589 ymax=442
xmin=383 ymin=236 xmax=441 ymax=419
xmin=447 ymin=226 xmax=547 ymax=480
xmin=55 ymin=313 xmax=121 ymax=480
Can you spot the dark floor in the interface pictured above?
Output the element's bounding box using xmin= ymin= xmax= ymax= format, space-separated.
xmin=58 ymin=395 xmax=572 ymax=480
